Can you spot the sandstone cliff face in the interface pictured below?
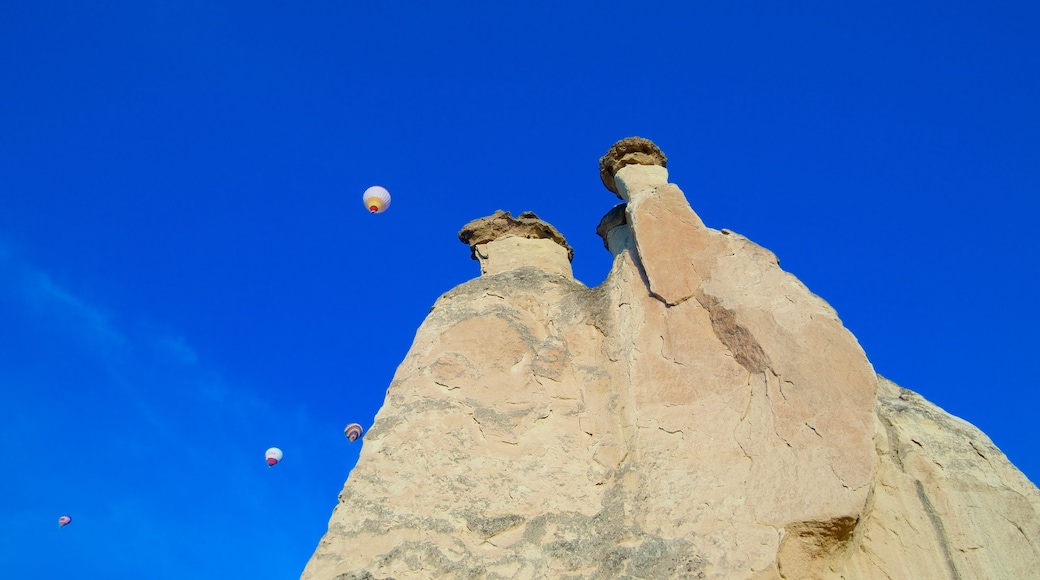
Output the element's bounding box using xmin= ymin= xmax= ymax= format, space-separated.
xmin=302 ymin=140 xmax=1040 ymax=579
xmin=840 ymin=377 xmax=1040 ymax=579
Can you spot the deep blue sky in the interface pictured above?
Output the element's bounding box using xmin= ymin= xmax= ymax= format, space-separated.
xmin=2 ymin=2 xmax=1037 ymax=578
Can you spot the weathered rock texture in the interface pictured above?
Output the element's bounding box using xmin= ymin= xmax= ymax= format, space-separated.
xmin=302 ymin=140 xmax=1040 ymax=579
xmin=459 ymin=211 xmax=574 ymax=278
xmin=840 ymin=377 xmax=1040 ymax=579
xmin=599 ymin=136 xmax=668 ymax=196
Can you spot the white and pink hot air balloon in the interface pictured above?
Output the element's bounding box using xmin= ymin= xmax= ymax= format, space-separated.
xmin=265 ymin=447 xmax=283 ymax=468
xmin=58 ymin=515 xmax=71 ymax=528
xmin=363 ymin=186 xmax=391 ymax=214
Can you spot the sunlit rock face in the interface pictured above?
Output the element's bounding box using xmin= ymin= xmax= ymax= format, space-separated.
xmin=302 ymin=139 xmax=1040 ymax=579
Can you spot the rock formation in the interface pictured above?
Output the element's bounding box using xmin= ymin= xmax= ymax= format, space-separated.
xmin=302 ymin=138 xmax=1040 ymax=579
xmin=458 ymin=211 xmax=574 ymax=277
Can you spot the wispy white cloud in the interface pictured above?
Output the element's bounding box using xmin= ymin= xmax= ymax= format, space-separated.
xmin=3 ymin=249 xmax=244 ymax=442
xmin=0 ymin=242 xmax=346 ymax=579
xmin=25 ymin=271 xmax=127 ymax=352
xmin=154 ymin=334 xmax=200 ymax=367
xmin=2 ymin=243 xmax=329 ymax=477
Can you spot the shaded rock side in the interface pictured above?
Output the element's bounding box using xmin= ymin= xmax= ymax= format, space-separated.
xmin=835 ymin=377 xmax=1040 ymax=579
xmin=302 ymin=159 xmax=1040 ymax=579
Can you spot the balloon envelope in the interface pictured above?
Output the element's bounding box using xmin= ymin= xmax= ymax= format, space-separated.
xmin=344 ymin=423 xmax=364 ymax=442
xmin=58 ymin=515 xmax=71 ymax=528
xmin=363 ymin=186 xmax=391 ymax=214
xmin=265 ymin=447 xmax=283 ymax=467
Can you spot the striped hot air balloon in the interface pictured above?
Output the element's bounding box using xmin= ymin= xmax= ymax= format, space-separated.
xmin=58 ymin=515 xmax=71 ymax=528
xmin=344 ymin=423 xmax=364 ymax=442
xmin=363 ymin=186 xmax=391 ymax=214
xmin=265 ymin=447 xmax=283 ymax=468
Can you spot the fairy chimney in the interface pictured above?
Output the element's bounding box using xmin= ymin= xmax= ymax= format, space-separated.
xmin=458 ymin=210 xmax=574 ymax=278
xmin=302 ymin=138 xmax=1040 ymax=580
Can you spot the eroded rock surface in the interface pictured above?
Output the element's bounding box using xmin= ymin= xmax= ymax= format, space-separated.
xmin=302 ymin=140 xmax=1040 ymax=579
xmin=837 ymin=377 xmax=1040 ymax=579
xmin=459 ymin=210 xmax=574 ymax=262
xmin=458 ymin=211 xmax=575 ymax=278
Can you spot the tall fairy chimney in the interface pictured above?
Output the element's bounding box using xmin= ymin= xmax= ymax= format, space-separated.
xmin=595 ymin=137 xmax=673 ymax=256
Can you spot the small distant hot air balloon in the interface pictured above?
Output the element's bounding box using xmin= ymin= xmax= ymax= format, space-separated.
xmin=265 ymin=447 xmax=283 ymax=468
xmin=58 ymin=515 xmax=71 ymax=528
xmin=344 ymin=423 xmax=364 ymax=442
xmin=363 ymin=186 xmax=391 ymax=214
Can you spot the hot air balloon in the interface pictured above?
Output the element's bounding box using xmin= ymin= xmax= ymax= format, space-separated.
xmin=363 ymin=186 xmax=391 ymax=214
xmin=344 ymin=423 xmax=364 ymax=442
xmin=265 ymin=447 xmax=283 ymax=468
xmin=58 ymin=515 xmax=71 ymax=528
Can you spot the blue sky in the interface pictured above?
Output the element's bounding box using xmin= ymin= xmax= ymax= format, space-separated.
xmin=2 ymin=2 xmax=1038 ymax=578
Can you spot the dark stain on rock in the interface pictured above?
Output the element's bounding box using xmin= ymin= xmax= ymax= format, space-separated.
xmin=465 ymin=513 xmax=525 ymax=539
xmin=915 ymin=479 xmax=962 ymax=579
xmin=696 ymin=290 xmax=770 ymax=373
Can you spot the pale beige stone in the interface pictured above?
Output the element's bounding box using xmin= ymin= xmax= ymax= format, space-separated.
xmin=459 ymin=210 xmax=575 ymax=278
xmin=302 ymin=140 xmax=1040 ymax=580
xmin=595 ymin=172 xmax=877 ymax=576
xmin=614 ymin=164 xmax=670 ymax=202
xmin=473 ymin=236 xmax=573 ymax=277
xmin=835 ymin=377 xmax=1040 ymax=579
xmin=621 ymin=167 xmax=707 ymax=306
xmin=458 ymin=210 xmax=573 ymax=261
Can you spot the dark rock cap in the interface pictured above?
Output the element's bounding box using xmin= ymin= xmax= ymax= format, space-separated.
xmin=599 ymin=137 xmax=667 ymax=197
xmin=459 ymin=210 xmax=574 ymax=262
